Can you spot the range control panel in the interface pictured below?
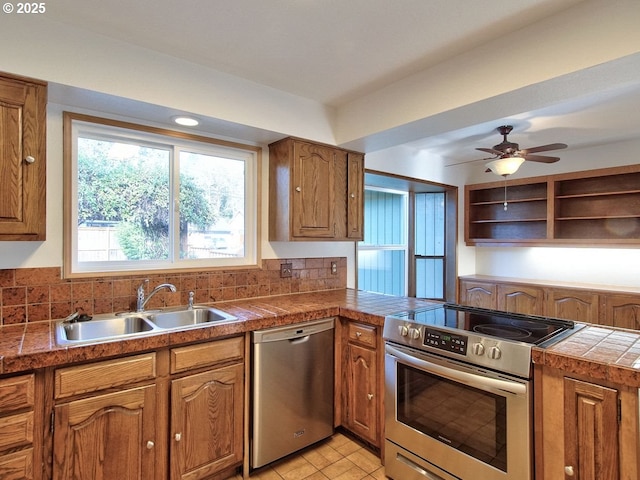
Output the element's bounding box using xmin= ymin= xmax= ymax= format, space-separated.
xmin=423 ymin=328 xmax=468 ymax=355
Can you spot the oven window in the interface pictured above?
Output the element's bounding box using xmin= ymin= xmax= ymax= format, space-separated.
xmin=397 ymin=363 xmax=507 ymax=472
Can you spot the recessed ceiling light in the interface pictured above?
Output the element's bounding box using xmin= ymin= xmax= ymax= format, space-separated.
xmin=172 ymin=116 xmax=199 ymax=127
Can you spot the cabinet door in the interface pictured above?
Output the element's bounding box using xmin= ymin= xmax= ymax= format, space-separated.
xmin=0 ymin=75 xmax=46 ymax=240
xmin=345 ymin=342 xmax=378 ymax=445
xmin=497 ymin=284 xmax=545 ymax=315
xmin=53 ymin=385 xmax=157 ymax=480
xmin=292 ymin=141 xmax=338 ymax=238
xmin=547 ymin=289 xmax=600 ymax=323
xmin=602 ymin=294 xmax=640 ymax=329
xmin=564 ymin=378 xmax=619 ymax=480
xmin=170 ymin=363 xmax=243 ymax=480
xmin=346 ymin=152 xmax=364 ymax=240
xmin=459 ymin=280 xmax=496 ymax=309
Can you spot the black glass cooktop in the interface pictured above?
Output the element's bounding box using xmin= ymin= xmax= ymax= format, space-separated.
xmin=393 ymin=303 xmax=576 ymax=346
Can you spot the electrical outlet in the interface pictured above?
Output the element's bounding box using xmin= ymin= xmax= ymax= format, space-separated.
xmin=331 ymin=261 xmax=338 ymax=275
xmin=280 ymin=263 xmax=292 ymax=278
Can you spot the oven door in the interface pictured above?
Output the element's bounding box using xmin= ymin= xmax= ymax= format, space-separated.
xmin=385 ymin=343 xmax=531 ymax=480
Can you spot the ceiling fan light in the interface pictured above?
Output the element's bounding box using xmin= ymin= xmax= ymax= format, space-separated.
xmin=486 ymin=156 xmax=525 ymax=176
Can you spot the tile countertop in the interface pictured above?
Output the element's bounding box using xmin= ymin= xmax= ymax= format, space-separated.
xmin=3 ymin=287 xmax=640 ymax=389
xmin=0 ymin=289 xmax=435 ymax=375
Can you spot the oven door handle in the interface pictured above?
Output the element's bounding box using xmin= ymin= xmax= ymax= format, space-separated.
xmin=386 ymin=344 xmax=527 ymax=396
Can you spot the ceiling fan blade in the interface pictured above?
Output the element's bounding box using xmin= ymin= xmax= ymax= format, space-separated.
xmin=476 ymin=147 xmax=504 ymax=156
xmin=521 ymin=143 xmax=568 ymax=154
xmin=522 ymin=154 xmax=560 ymax=163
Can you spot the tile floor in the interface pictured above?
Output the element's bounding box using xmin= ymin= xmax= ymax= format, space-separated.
xmin=235 ymin=432 xmax=386 ymax=480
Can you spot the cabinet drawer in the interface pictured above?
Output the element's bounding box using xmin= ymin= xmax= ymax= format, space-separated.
xmin=55 ymin=353 xmax=156 ymax=399
xmin=347 ymin=323 xmax=377 ymax=348
xmin=0 ymin=374 xmax=34 ymax=413
xmin=171 ymin=336 xmax=244 ymax=374
xmin=0 ymin=412 xmax=33 ymax=451
xmin=0 ymin=448 xmax=33 ymax=480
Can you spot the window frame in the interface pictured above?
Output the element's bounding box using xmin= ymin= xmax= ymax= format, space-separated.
xmin=63 ymin=112 xmax=262 ymax=278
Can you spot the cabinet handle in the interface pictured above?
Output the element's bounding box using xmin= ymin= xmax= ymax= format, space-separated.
xmin=25 ymin=155 xmax=36 ymax=164
xmin=146 ymin=440 xmax=155 ymax=450
xmin=355 ymin=331 xmax=362 ymax=337
xmin=174 ymin=433 xmax=182 ymax=441
xmin=367 ymin=393 xmax=374 ymax=400
xmin=295 ymin=186 xmax=301 ymax=192
xmin=564 ymin=466 xmax=574 ymax=476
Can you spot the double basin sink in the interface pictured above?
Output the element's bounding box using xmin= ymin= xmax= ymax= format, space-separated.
xmin=56 ymin=306 xmax=237 ymax=346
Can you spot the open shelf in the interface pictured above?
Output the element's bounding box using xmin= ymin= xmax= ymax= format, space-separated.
xmin=465 ymin=165 xmax=640 ymax=246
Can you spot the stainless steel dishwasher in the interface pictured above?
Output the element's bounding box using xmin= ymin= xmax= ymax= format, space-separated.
xmin=251 ymin=318 xmax=335 ymax=469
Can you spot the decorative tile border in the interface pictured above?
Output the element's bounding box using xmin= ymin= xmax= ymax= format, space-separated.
xmin=0 ymin=257 xmax=347 ymax=325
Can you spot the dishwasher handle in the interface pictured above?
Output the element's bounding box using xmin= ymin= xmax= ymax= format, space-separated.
xmin=252 ymin=318 xmax=335 ymax=344
xmin=289 ymin=335 xmax=310 ymax=345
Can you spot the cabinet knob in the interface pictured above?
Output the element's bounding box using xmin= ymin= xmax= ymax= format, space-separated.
xmin=24 ymin=155 xmax=36 ymax=164
xmin=295 ymin=186 xmax=301 ymax=192
xmin=174 ymin=433 xmax=182 ymax=441
xmin=564 ymin=466 xmax=574 ymax=476
xmin=350 ymin=193 xmax=355 ymax=198
xmin=146 ymin=440 xmax=155 ymax=449
xmin=355 ymin=331 xmax=362 ymax=337
xmin=367 ymin=393 xmax=374 ymax=400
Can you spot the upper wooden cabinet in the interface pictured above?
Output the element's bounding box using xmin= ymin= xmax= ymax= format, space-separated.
xmin=465 ymin=164 xmax=640 ymax=246
xmin=0 ymin=72 xmax=47 ymax=241
xmin=269 ymin=137 xmax=364 ymax=241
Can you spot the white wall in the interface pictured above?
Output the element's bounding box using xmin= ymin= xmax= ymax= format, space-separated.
xmin=365 ymin=137 xmax=640 ymax=289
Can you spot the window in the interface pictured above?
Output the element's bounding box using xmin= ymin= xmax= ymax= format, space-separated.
xmin=63 ymin=113 xmax=260 ymax=277
xmin=357 ymin=172 xmax=456 ymax=301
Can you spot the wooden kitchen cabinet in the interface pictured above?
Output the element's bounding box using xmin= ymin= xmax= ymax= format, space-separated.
xmin=51 ymin=338 xmax=245 ymax=480
xmin=601 ymin=293 xmax=640 ymax=329
xmin=0 ymin=373 xmax=41 ymax=480
xmin=459 ymin=279 xmax=497 ymax=309
xmin=534 ymin=366 xmax=639 ymax=480
xmin=0 ymin=72 xmax=47 ymax=241
xmin=465 ymin=164 xmax=640 ymax=247
xmin=546 ymin=288 xmax=600 ymax=324
xmin=497 ymin=283 xmax=545 ymax=315
xmin=269 ymin=137 xmax=364 ymax=241
xmin=341 ymin=321 xmax=380 ymax=447
xmin=169 ymin=338 xmax=244 ymax=480
xmin=52 ymin=353 xmax=159 ymax=480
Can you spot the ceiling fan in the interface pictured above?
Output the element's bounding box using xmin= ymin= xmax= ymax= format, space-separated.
xmin=477 ymin=125 xmax=568 ymax=176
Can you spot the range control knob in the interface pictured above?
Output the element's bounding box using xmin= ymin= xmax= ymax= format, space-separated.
xmin=409 ymin=328 xmax=421 ymax=340
xmin=398 ymin=325 xmax=409 ymax=337
xmin=488 ymin=346 xmax=502 ymax=360
xmin=472 ymin=343 xmax=485 ymax=356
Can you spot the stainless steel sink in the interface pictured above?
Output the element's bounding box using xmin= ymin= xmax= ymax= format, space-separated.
xmin=55 ymin=306 xmax=237 ymax=346
xmin=56 ymin=314 xmax=157 ymax=345
xmin=147 ymin=306 xmax=237 ymax=329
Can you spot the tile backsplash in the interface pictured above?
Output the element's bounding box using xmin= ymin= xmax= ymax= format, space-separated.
xmin=0 ymin=257 xmax=346 ymax=325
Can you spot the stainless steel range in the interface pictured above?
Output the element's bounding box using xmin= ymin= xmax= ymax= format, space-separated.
xmin=384 ymin=303 xmax=583 ymax=480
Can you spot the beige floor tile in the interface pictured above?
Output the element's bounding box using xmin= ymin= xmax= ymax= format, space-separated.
xmin=345 ymin=449 xmax=381 ymax=474
xmin=368 ymin=466 xmax=387 ymax=479
xmin=302 ymin=472 xmax=331 ymax=480
xmin=281 ymin=462 xmax=320 ymax=480
xmin=302 ymin=448 xmax=337 ymax=470
xmin=320 ymin=458 xmax=357 ymax=479
xmin=273 ymin=456 xmax=313 ymax=476
xmin=249 ymin=468 xmax=284 ymax=479
xmin=332 ymin=465 xmax=368 ymax=480
xmin=312 ymin=444 xmax=346 ymax=463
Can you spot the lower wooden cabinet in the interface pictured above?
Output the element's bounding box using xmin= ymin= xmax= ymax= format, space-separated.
xmin=497 ymin=283 xmax=545 ymax=315
xmin=0 ymin=373 xmax=39 ymax=480
xmin=53 ymin=385 xmax=158 ymax=480
xmin=51 ymin=338 xmax=245 ymax=480
xmin=170 ymin=363 xmax=243 ymax=480
xmin=341 ymin=321 xmax=380 ymax=447
xmin=602 ymin=294 xmax=640 ymax=329
xmin=546 ymin=288 xmax=600 ymax=324
xmin=459 ymin=280 xmax=496 ymax=309
xmin=535 ymin=366 xmax=639 ymax=480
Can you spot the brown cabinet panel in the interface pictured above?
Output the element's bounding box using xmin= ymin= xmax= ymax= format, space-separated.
xmin=269 ymin=137 xmax=364 ymax=241
xmin=53 ymin=385 xmax=157 ymax=480
xmin=0 ymin=374 xmax=35 ymax=413
xmin=564 ymin=378 xmax=619 ymax=480
xmin=345 ymin=343 xmax=378 ymax=445
xmin=547 ymin=289 xmax=600 ymax=323
xmin=0 ymin=448 xmax=33 ymax=480
xmin=459 ymin=280 xmax=496 ymax=309
xmin=497 ymin=284 xmax=545 ymax=315
xmin=170 ymin=363 xmax=244 ymax=480
xmin=602 ymin=294 xmax=640 ymax=329
xmin=0 ymin=73 xmax=46 ymax=240
xmin=170 ymin=337 xmax=243 ymax=374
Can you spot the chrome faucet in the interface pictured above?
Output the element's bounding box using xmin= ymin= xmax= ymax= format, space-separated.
xmin=136 ymin=280 xmax=177 ymax=312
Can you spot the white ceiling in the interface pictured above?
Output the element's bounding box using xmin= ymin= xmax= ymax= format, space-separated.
xmin=44 ymin=0 xmax=640 ymax=165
